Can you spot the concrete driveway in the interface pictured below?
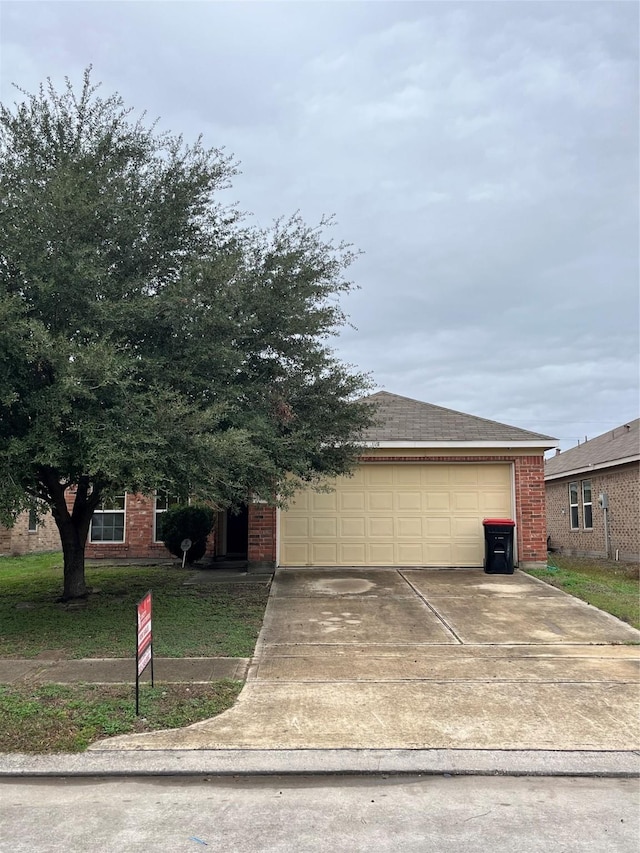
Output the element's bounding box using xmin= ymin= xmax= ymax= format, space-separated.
xmin=93 ymin=568 xmax=640 ymax=752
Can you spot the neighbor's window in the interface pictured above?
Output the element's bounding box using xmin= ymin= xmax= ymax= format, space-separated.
xmin=27 ymin=510 xmax=38 ymax=533
xmin=582 ymin=480 xmax=593 ymax=530
xmin=90 ymin=495 xmax=126 ymax=543
xmin=569 ymin=482 xmax=579 ymax=529
xmin=154 ymin=492 xmax=181 ymax=542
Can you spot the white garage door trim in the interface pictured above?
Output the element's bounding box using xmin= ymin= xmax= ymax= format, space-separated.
xmin=276 ymin=460 xmax=517 ymax=566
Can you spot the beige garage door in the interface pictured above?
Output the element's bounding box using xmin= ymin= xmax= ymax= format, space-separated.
xmin=279 ymin=463 xmax=513 ymax=567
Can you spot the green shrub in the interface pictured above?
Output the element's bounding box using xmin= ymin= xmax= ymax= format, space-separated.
xmin=161 ymin=505 xmax=215 ymax=563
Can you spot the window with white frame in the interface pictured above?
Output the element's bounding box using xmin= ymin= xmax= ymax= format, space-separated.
xmin=90 ymin=495 xmax=126 ymax=542
xmin=27 ymin=510 xmax=38 ymax=533
xmin=569 ymin=482 xmax=579 ymax=530
xmin=582 ymin=480 xmax=593 ymax=529
xmin=154 ymin=493 xmax=181 ymax=542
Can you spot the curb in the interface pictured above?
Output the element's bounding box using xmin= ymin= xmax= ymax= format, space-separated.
xmin=1 ymin=749 xmax=639 ymax=779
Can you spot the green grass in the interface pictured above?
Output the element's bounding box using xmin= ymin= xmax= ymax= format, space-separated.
xmin=0 ymin=681 xmax=242 ymax=753
xmin=0 ymin=553 xmax=270 ymax=658
xmin=524 ymin=555 xmax=640 ymax=630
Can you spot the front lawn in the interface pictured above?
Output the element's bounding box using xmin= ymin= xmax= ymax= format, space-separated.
xmin=523 ymin=555 xmax=640 ymax=630
xmin=0 ymin=553 xmax=270 ymax=658
xmin=0 ymin=681 xmax=242 ymax=753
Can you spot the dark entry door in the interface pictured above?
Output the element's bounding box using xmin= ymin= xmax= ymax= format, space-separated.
xmin=226 ymin=505 xmax=249 ymax=558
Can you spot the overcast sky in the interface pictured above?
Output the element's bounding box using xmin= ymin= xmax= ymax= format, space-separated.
xmin=1 ymin=1 xmax=638 ymax=450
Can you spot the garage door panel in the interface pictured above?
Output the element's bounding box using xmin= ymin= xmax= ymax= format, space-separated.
xmin=368 ymin=517 xmax=394 ymax=537
xmin=397 ymin=543 xmax=423 ymax=564
xmin=396 ymin=491 xmax=422 ymax=511
xmin=453 ymin=542 xmax=484 ymax=565
xmin=340 ymin=492 xmax=365 ymax=511
xmin=481 ymin=491 xmax=511 ymax=513
xmin=423 ymin=467 xmax=450 ymax=485
xmin=394 ymin=466 xmax=422 ymax=485
xmin=281 ymin=543 xmax=310 ymax=565
xmin=289 ymin=490 xmax=309 ymax=511
xmin=282 ymin=516 xmax=309 ymax=539
xmin=368 ymin=543 xmax=395 ymax=563
xmin=311 ymin=492 xmax=337 ymax=511
xmin=312 ymin=517 xmax=337 ymax=538
xmin=452 ymin=517 xmax=481 ymax=537
xmin=453 ymin=492 xmax=479 ymax=511
xmin=312 ymin=543 xmax=338 ymax=564
xmin=339 ymin=543 xmax=367 ymax=564
xmin=450 ymin=467 xmax=479 ymax=485
xmin=397 ymin=517 xmax=422 ymax=538
xmin=478 ymin=466 xmax=511 ymax=486
xmin=425 ymin=517 xmax=452 ymax=537
xmin=424 ymin=543 xmax=453 ymax=565
xmin=280 ymin=464 xmax=513 ymax=567
xmin=367 ymin=492 xmax=394 ymax=511
xmin=426 ymin=492 xmax=450 ymax=510
xmin=340 ymin=517 xmax=365 ymax=537
xmin=368 ymin=468 xmax=394 ymax=485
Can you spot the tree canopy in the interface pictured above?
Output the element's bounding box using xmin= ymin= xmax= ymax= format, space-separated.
xmin=0 ymin=70 xmax=373 ymax=598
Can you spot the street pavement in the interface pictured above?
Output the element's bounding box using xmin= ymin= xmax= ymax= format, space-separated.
xmin=1 ymin=774 xmax=638 ymax=852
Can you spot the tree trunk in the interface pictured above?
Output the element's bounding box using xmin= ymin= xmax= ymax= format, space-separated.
xmin=58 ymin=520 xmax=89 ymax=600
xmin=40 ymin=470 xmax=100 ymax=601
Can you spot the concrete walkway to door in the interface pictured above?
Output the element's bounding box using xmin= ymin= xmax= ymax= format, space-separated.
xmin=92 ymin=568 xmax=640 ymax=752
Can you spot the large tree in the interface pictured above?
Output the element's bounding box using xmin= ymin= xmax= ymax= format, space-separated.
xmin=0 ymin=70 xmax=373 ymax=599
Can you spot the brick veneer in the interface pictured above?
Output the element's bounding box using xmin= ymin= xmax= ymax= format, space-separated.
xmin=0 ymin=510 xmax=61 ymax=556
xmin=546 ymin=462 xmax=639 ymax=561
xmin=76 ymin=491 xmax=215 ymax=560
xmin=247 ymin=502 xmax=277 ymax=569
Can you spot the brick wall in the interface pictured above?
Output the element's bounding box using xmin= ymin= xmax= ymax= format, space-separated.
xmin=0 ymin=510 xmax=61 ymax=556
xmin=546 ymin=462 xmax=639 ymax=561
xmin=77 ymin=491 xmax=215 ymax=560
xmin=247 ymin=503 xmax=277 ymax=569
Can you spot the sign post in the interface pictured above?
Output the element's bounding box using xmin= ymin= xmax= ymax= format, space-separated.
xmin=136 ymin=590 xmax=153 ymax=715
xmin=180 ymin=538 xmax=192 ymax=569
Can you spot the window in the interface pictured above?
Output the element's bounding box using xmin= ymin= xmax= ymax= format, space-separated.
xmin=90 ymin=495 xmax=126 ymax=542
xmin=154 ymin=493 xmax=181 ymax=542
xmin=27 ymin=510 xmax=38 ymax=533
xmin=582 ymin=480 xmax=593 ymax=529
xmin=569 ymin=482 xmax=579 ymax=529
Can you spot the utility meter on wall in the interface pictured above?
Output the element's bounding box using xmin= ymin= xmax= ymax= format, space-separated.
xmin=598 ymin=493 xmax=609 ymax=509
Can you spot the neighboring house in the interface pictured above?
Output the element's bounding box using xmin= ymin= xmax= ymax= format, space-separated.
xmin=545 ymin=419 xmax=640 ymax=562
xmin=83 ymin=391 xmax=557 ymax=570
xmin=0 ymin=509 xmax=60 ymax=556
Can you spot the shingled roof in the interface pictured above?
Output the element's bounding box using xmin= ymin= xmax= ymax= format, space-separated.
xmin=545 ymin=418 xmax=640 ymax=479
xmin=359 ymin=391 xmax=556 ymax=445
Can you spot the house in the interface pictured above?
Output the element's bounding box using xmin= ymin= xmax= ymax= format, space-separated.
xmin=0 ymin=509 xmax=60 ymax=557
xmin=83 ymin=391 xmax=557 ymax=569
xmin=278 ymin=392 xmax=556 ymax=569
xmin=545 ymin=419 xmax=639 ymax=562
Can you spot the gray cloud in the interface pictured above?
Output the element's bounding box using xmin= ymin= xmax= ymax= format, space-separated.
xmin=1 ymin=0 xmax=637 ymax=448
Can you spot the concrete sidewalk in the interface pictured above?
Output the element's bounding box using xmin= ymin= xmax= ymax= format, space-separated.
xmin=91 ymin=568 xmax=640 ymax=754
xmin=0 ymin=657 xmax=248 ymax=684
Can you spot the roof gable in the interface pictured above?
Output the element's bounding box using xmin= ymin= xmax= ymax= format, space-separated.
xmin=545 ymin=418 xmax=640 ymax=478
xmin=359 ymin=392 xmax=556 ymax=445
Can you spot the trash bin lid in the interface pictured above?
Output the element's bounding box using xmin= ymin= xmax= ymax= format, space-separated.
xmin=482 ymin=518 xmax=515 ymax=526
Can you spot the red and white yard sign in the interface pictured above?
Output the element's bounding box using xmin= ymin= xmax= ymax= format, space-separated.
xmin=136 ymin=591 xmax=154 ymax=714
xmin=137 ymin=591 xmax=152 ymax=675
